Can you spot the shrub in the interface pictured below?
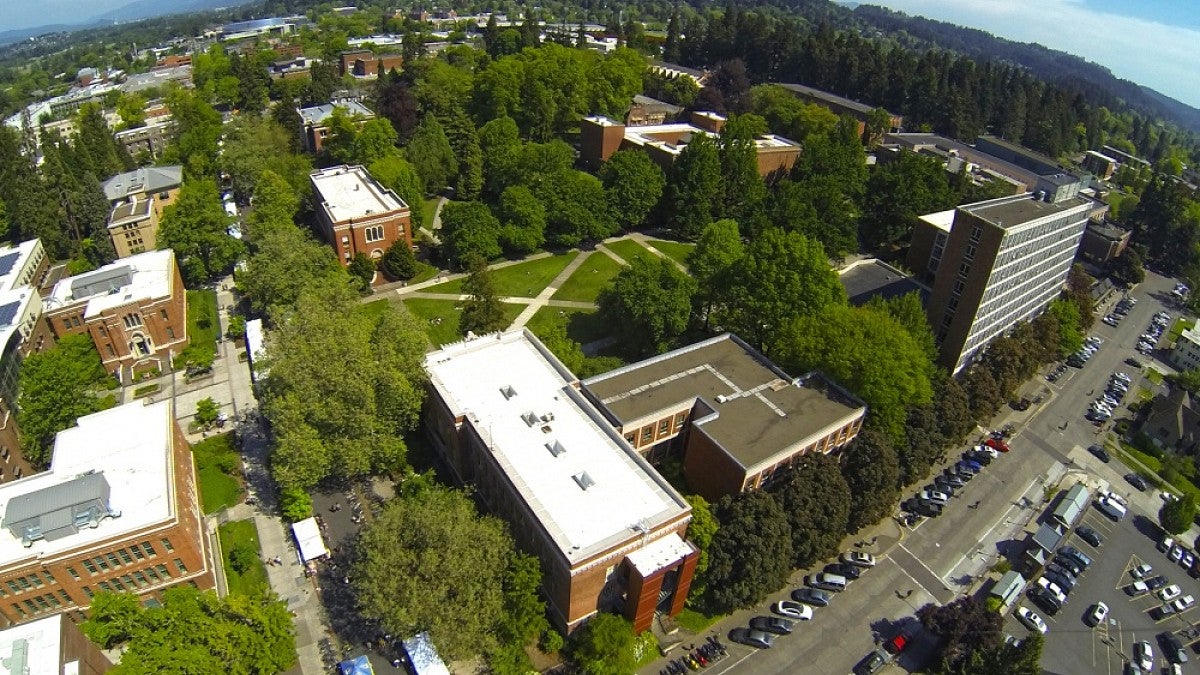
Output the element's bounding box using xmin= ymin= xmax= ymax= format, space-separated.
xmin=279 ymin=486 xmax=312 ymax=522
xmin=539 ymin=629 xmax=564 ymax=654
xmin=990 ymin=559 xmax=1011 ymax=575
xmin=226 ymin=315 xmax=246 ymax=339
xmin=984 ymin=596 xmax=1003 ymax=613
xmin=216 ymin=454 xmax=241 ymax=474
xmin=230 ymin=544 xmax=257 ymax=573
xmin=381 ymin=240 xmax=419 ymax=280
xmin=195 ymin=397 xmax=219 ymax=426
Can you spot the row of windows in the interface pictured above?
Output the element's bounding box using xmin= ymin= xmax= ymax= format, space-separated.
xmin=73 ymin=539 xmax=169 ymax=577
xmin=751 ymin=420 xmax=862 ymax=488
xmin=364 ymin=225 xmax=386 ymax=243
xmin=1 ymin=570 xmax=56 ymax=596
xmin=123 ymin=313 xmax=143 ymax=329
xmin=61 ymin=314 xmax=84 ymax=329
xmin=81 ymin=560 xmax=186 ymax=598
xmin=623 ymin=412 xmax=688 ymax=447
xmin=9 ymin=589 xmax=72 ymax=618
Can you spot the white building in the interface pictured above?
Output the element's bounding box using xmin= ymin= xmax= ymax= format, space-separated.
xmin=1173 ymin=325 xmax=1200 ymax=372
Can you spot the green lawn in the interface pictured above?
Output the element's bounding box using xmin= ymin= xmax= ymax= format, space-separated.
xmin=526 ymin=306 xmax=608 ymax=345
xmin=423 ymin=197 xmax=441 ymax=228
xmin=552 ymin=251 xmax=625 ymax=303
xmin=1146 ymin=368 xmax=1165 ymax=385
xmin=356 ymin=299 xmax=392 ymax=323
xmin=192 ymin=432 xmax=243 ymax=514
xmin=175 ymin=289 xmax=219 ymax=369
xmin=1168 ymin=317 xmax=1197 ymax=343
xmin=410 ymin=262 xmax=439 ymax=284
xmin=424 ymin=252 xmax=580 ymax=298
xmin=218 ymin=520 xmax=269 ymax=596
xmin=646 ymin=239 xmax=695 ymax=266
xmin=402 ymin=298 xmax=524 ymax=346
xmin=602 ymin=239 xmax=656 ymax=266
xmin=676 ymin=607 xmax=725 ymax=633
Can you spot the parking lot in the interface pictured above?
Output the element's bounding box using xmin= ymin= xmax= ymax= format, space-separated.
xmin=1009 ymin=501 xmax=1200 ymax=674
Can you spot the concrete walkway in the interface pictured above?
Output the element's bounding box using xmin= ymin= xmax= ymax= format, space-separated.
xmin=507 ymin=251 xmax=592 ymax=329
xmin=625 ymin=232 xmax=689 ymax=273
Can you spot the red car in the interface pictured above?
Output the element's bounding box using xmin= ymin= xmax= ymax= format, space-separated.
xmin=884 ymin=633 xmax=909 ymax=655
xmin=985 ymin=438 xmax=1010 ymax=453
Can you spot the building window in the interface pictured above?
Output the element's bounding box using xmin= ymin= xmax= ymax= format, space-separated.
xmin=174 ymin=559 xmax=187 ymax=574
xmin=161 ymin=310 xmax=169 ymax=320
xmin=144 ymin=567 xmax=160 ymax=582
xmin=118 ymin=549 xmax=133 ymax=565
xmin=81 ymin=586 xmax=93 ymax=599
xmin=98 ymin=326 xmax=107 ymax=337
xmin=95 ymin=556 xmax=109 ymax=571
xmin=161 ymin=538 xmax=174 ymax=553
xmin=166 ymin=327 xmax=175 ymax=340
xmin=41 ymin=571 xmax=54 ymax=585
xmin=640 ymin=426 xmax=653 ymax=443
xmin=106 ymin=553 xmax=121 ymax=569
xmin=658 ymin=419 xmax=670 ymax=435
xmin=156 ymin=564 xmax=170 ymax=579
xmin=6 ymin=581 xmax=19 ymax=595
xmin=66 ymin=567 xmax=79 ymax=580
xmin=131 ymin=546 xmax=145 ymax=561
xmin=132 ymin=571 xmax=148 ymax=588
xmin=82 ymin=559 xmax=97 ymax=575
xmin=623 ymin=432 xmax=635 ymax=445
xmin=98 ymin=582 xmax=111 ymax=593
xmin=123 ymin=313 xmax=143 ymax=329
xmin=142 ymin=542 xmax=156 ymax=557
xmin=110 ymin=578 xmax=125 ymax=592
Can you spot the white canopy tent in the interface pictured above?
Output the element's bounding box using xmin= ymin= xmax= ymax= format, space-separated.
xmin=291 ymin=517 xmax=329 ymax=563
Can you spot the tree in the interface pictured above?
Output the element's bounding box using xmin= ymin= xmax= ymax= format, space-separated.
xmin=963 ymin=365 xmax=1004 ymax=423
xmin=439 ymin=201 xmax=502 ymax=267
xmin=246 ymin=169 xmax=300 ymax=238
xmin=279 ymin=485 xmax=313 ymax=522
xmin=381 ymin=240 xmax=418 ymax=280
xmin=717 ymin=115 xmax=768 ymax=231
xmin=568 ymin=613 xmax=637 ymax=675
xmin=688 ymin=219 xmax=744 ymax=328
xmin=375 ymin=71 xmax=420 ymax=142
xmin=776 ymin=303 xmax=934 ymax=444
xmin=353 ymin=486 xmax=512 ymax=660
xmin=352 ymin=118 xmax=400 ymax=166
xmin=319 ymin=108 xmax=360 ymax=165
xmin=723 ymin=228 xmax=846 ymax=355
xmin=158 ymin=179 xmax=244 ymax=284
xmin=74 ymin=102 xmax=127 ymax=179
xmin=665 ymin=133 xmax=721 ymax=239
xmin=305 ymin=61 xmax=339 ymax=105
xmin=195 ymin=397 xmax=219 ymax=427
xmin=597 ymin=257 xmax=697 ymax=357
xmin=1160 ymin=493 xmax=1196 ymax=535
xmin=867 ymin=292 xmax=938 ymax=364
xmin=241 ymin=225 xmax=347 ymax=315
xmin=599 ymin=150 xmax=666 ymax=231
xmin=919 ymin=597 xmax=1003 ymax=673
xmin=771 ymin=453 xmax=851 ymax=568
xmin=460 ymin=255 xmax=508 ymax=336
xmin=17 ymin=334 xmax=112 ymax=466
xmin=496 ymin=186 xmax=546 ymax=255
xmin=1108 ymin=247 xmax=1146 ymax=286
xmin=1044 ymin=297 xmax=1083 ymax=356
xmin=479 ymin=116 xmax=522 ymax=199
xmin=348 ymin=252 xmax=376 ymax=293
xmin=219 ymin=116 xmax=314 ymax=204
xmin=704 ymin=491 xmax=793 ymax=613
xmin=496 ymin=551 xmax=548 ymax=649
xmin=861 ymin=149 xmax=956 ymax=250
xmin=368 ymin=153 xmax=426 ymax=233
xmin=534 ymin=169 xmax=616 ymax=247
xmin=684 ymin=495 xmax=718 ymax=595
xmin=1065 ymin=264 xmax=1096 ymax=331
xmin=83 ymin=586 xmax=295 ymax=674
xmin=271 ymin=90 xmax=304 ymax=152
xmin=405 ymin=115 xmax=456 ymax=194
xmin=161 ymin=86 xmax=222 ymax=178
xmin=841 ymin=429 xmax=901 ymax=532
xmin=440 ymin=110 xmax=484 ymax=200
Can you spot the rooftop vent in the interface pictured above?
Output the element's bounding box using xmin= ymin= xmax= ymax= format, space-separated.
xmin=545 ymin=440 xmax=566 ymax=457
xmin=572 ymin=471 xmax=596 ymax=491
xmin=540 ymin=412 xmax=555 ymax=423
xmin=499 ymin=385 xmax=517 ymax=400
xmin=521 ymin=411 xmax=539 ymax=427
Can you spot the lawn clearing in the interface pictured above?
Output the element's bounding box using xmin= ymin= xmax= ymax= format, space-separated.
xmin=218 ymin=520 xmax=268 ymax=596
xmin=551 ymin=251 xmax=624 ymax=303
xmin=1168 ymin=317 xmax=1196 ymax=342
xmin=526 ymin=306 xmax=608 ymax=345
xmin=192 ymin=432 xmax=243 ymax=514
xmin=423 ymin=197 xmax=441 ymax=228
xmin=402 ymin=298 xmax=523 ymax=346
xmin=1146 ymin=368 xmax=1165 ymax=385
xmin=676 ymin=607 xmax=725 ymax=633
xmin=645 ymin=239 xmax=695 ymax=266
xmin=602 ymin=239 xmax=656 ymax=266
xmin=423 ymin=252 xmax=579 ymax=297
xmin=175 ymin=289 xmax=219 ymax=369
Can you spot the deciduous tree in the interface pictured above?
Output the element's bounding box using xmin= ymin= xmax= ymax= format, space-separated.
xmin=598 ymin=257 xmax=696 ymax=356
xmin=496 ymin=186 xmax=546 ymax=255
xmin=599 ymin=150 xmax=666 ymax=231
xmin=17 ymin=336 xmax=112 ymax=467
xmin=439 ymin=201 xmax=502 ymax=266
xmin=405 ymin=115 xmax=456 ymax=193
xmin=460 ymin=255 xmax=508 ymax=336
xmin=567 ymin=613 xmax=637 ymax=675
xmin=534 ymin=169 xmax=616 ymax=247
xmin=158 ymin=179 xmax=244 ymax=284
xmin=841 ymin=429 xmax=901 ymax=533
xmin=688 ymin=219 xmax=743 ymax=327
xmin=704 ymin=491 xmax=793 ymax=613
xmin=381 ymin=240 xmax=418 ymax=280
xmin=1161 ymin=493 xmax=1196 ymax=535
xmin=771 ymin=453 xmax=851 ymax=567
xmin=664 ymin=133 xmax=720 ymax=239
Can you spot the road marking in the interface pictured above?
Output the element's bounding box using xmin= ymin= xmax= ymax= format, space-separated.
xmin=943 ymin=475 xmax=1041 ymax=581
xmin=897 ymin=543 xmax=950 ymax=590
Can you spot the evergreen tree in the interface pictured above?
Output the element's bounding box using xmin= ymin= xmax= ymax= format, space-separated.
xmin=717 ymin=115 xmax=768 ymax=234
xmin=460 ymin=255 xmax=508 ymax=336
xmin=665 ymin=133 xmax=721 ymax=239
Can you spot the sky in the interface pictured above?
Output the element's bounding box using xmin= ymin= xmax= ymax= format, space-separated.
xmin=2 ymin=0 xmax=127 ymax=31
xmin=862 ymin=0 xmax=1200 ymax=110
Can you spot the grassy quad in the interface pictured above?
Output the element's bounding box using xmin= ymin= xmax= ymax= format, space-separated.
xmin=551 ymin=251 xmax=625 ymax=303
xmin=192 ymin=432 xmax=244 ymax=514
xmin=645 ymin=239 xmax=695 ymax=267
xmin=175 ymin=289 xmax=220 ymax=369
xmin=402 ymin=298 xmax=524 ymax=346
xmin=423 ymin=252 xmax=580 ymax=297
xmin=525 ymin=306 xmax=608 ymax=345
xmin=218 ymin=520 xmax=269 ymax=596
xmin=602 ymin=239 xmax=657 ymax=267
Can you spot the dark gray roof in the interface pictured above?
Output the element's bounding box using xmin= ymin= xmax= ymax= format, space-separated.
xmin=3 ymin=472 xmax=113 ymax=544
xmin=102 ymin=166 xmax=182 ymax=202
xmin=774 ymin=83 xmax=876 ymax=115
xmin=0 ymin=300 xmax=21 ymax=328
xmin=69 ymin=265 xmax=132 ymax=300
xmin=1030 ymin=522 xmax=1065 ymax=552
xmin=839 ymin=260 xmax=928 ymax=306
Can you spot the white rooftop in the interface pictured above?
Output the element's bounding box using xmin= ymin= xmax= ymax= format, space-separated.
xmin=46 ymin=249 xmax=175 ymax=319
xmin=627 ymin=532 xmax=693 ymax=576
xmin=424 ymin=330 xmax=689 ymax=564
xmin=0 ymin=614 xmax=66 ymax=675
xmin=0 ymin=239 xmax=42 ymax=294
xmin=292 ymin=517 xmax=328 ymax=563
xmin=920 ymin=209 xmax=956 ymax=233
xmin=298 ymin=100 xmax=374 ymax=126
xmin=622 ymin=122 xmax=718 ymax=157
xmin=311 ymin=165 xmax=407 ymax=224
xmin=0 ymin=401 xmax=174 ymax=569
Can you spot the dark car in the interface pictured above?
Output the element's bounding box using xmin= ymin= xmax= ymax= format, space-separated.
xmin=750 ymin=616 xmax=795 ymax=635
xmin=967 ymin=450 xmax=994 ymax=465
xmin=1044 ymin=570 xmax=1076 ymax=592
xmin=1158 ymin=631 xmax=1189 ymax=664
xmin=1046 ymin=562 xmax=1078 ymax=583
xmin=1076 ymin=526 xmax=1104 ymax=547
xmin=852 ymin=650 xmax=889 ymax=675
xmin=1146 ymin=575 xmax=1170 ymax=591
xmin=914 ymin=500 xmax=943 ymax=517
xmin=1059 ymin=546 xmax=1093 ymax=568
xmin=1126 ymin=473 xmax=1150 ymax=491
xmin=791 ymin=588 xmax=831 ymax=607
xmin=940 ymin=472 xmax=966 ymax=488
xmin=1126 ymin=357 xmax=1143 ymax=367
xmin=729 ymin=628 xmax=774 ymax=649
xmin=1087 ymin=445 xmax=1112 ymax=463
xmin=1027 ymin=587 xmax=1062 ymax=615
xmin=931 ymin=479 xmax=957 ymax=496
xmin=825 ymin=562 xmax=862 ymax=580
xmin=1054 ymin=555 xmax=1085 ymax=577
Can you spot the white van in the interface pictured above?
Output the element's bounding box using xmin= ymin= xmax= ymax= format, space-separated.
xmin=806 ymin=573 xmax=848 ymax=592
xmin=1095 ymin=496 xmax=1127 ymax=520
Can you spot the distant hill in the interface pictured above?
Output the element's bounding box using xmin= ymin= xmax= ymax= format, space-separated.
xmin=851 ymin=4 xmax=1200 ymax=133
xmin=0 ymin=0 xmax=253 ymax=46
xmin=0 ymin=25 xmax=77 ymax=47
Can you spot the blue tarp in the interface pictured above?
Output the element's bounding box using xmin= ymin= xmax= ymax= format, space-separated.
xmin=338 ymin=655 xmax=374 ymax=675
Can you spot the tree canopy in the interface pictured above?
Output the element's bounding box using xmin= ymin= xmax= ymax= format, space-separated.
xmin=703 ymin=490 xmax=793 ymax=613
xmin=158 ymin=178 xmax=243 ymax=284
xmin=16 ymin=334 xmax=112 ymax=466
xmin=598 ymin=257 xmax=696 ymax=357
xmin=770 ymin=453 xmax=851 ymax=568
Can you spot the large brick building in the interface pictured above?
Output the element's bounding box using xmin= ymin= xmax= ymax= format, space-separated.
xmin=298 ymin=100 xmax=375 ymax=154
xmin=44 ymin=250 xmax=187 ymax=378
xmin=581 ymin=334 xmax=867 ymax=501
xmin=0 ymin=239 xmax=54 ymax=484
xmin=0 ymin=401 xmax=214 ymax=628
xmin=311 ymin=165 xmax=413 ymax=266
xmin=424 ymin=330 xmax=698 ymax=634
xmin=0 ymin=613 xmax=112 ymax=674
xmin=338 ymin=50 xmax=403 ymax=78
xmin=579 ymin=112 xmax=801 ymax=179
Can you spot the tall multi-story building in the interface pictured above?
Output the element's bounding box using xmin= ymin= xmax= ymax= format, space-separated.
xmin=101 ymin=167 xmax=182 ymax=259
xmin=43 ymin=249 xmax=187 ymax=378
xmin=311 ymin=165 xmax=413 ymax=266
xmin=907 ymin=191 xmax=1096 ymax=373
xmin=0 ymin=612 xmax=112 ymax=674
xmin=0 ymin=400 xmax=214 ymax=628
xmin=0 ymin=239 xmax=54 ymax=483
xmin=423 ymin=330 xmax=697 ymax=634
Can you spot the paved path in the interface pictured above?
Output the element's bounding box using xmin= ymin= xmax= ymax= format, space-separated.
xmin=509 ymin=251 xmax=592 ymax=328
xmin=626 ymin=232 xmax=689 ymax=273
xmin=594 ymin=242 xmax=628 ymax=266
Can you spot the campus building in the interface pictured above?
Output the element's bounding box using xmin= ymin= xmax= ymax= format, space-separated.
xmin=44 ymin=249 xmax=187 ymax=378
xmin=311 ymin=165 xmax=413 ymax=266
xmin=774 ymin=83 xmax=903 ymax=141
xmin=579 ymin=112 xmax=801 ymax=179
xmin=101 ymin=166 xmax=182 ymax=259
xmin=113 ymin=121 xmax=172 ymax=162
xmin=1078 ymin=220 xmax=1132 ymax=264
xmin=907 ymin=191 xmax=1097 ymax=374
xmin=0 ymin=401 xmax=214 ymax=627
xmin=338 ymin=50 xmax=404 ymax=78
xmin=423 ymin=330 xmax=698 ymax=634
xmin=0 ymin=613 xmax=112 ymax=674
xmin=298 ymin=99 xmax=375 ymax=154
xmin=580 ymin=334 xmax=867 ymax=501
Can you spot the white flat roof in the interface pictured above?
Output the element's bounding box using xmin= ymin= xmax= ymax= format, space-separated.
xmin=45 ymin=249 xmax=174 ymax=319
xmin=919 ymin=209 xmax=955 ymax=233
xmin=0 ymin=239 xmax=41 ymax=294
xmin=425 ymin=331 xmax=688 ymax=564
xmin=0 ymin=614 xmax=64 ymax=675
xmin=0 ymin=401 xmax=174 ymax=568
xmin=627 ymin=532 xmax=693 ymax=576
xmin=311 ymin=165 xmax=407 ymax=224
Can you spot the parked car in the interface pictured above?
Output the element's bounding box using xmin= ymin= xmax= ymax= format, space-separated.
xmin=1087 ymin=445 xmax=1112 ymax=463
xmin=791 ymin=588 xmax=831 ymax=607
xmin=1045 ymin=570 xmax=1076 ymax=592
xmin=1166 ymin=595 xmax=1196 ymax=614
xmin=1158 ymin=631 xmax=1189 ymax=665
xmin=1059 ymin=546 xmax=1093 ymax=568
xmin=841 ymin=551 xmax=877 ymax=567
xmin=1076 ymin=526 xmax=1104 ymax=547
xmin=852 ymin=650 xmax=888 ymax=675
xmin=1047 ymin=563 xmax=1078 ymax=584
xmin=1055 ymin=555 xmax=1085 ymax=577
xmin=1169 ymin=545 xmax=1185 ymax=564
xmin=939 ymin=473 xmax=966 ymax=489
xmin=1027 ymin=587 xmax=1062 ymax=615
xmin=1146 ymin=575 xmax=1170 ymax=591
xmin=772 ymin=600 xmax=813 ymax=621
xmin=750 ymin=616 xmax=795 ymax=635
xmin=1126 ymin=357 xmax=1143 ymax=367
xmin=985 ymin=437 xmax=1010 ymax=452
xmin=1016 ymin=606 xmax=1048 ymax=634
xmin=1087 ymin=602 xmax=1109 ymax=626
xmin=1126 ymin=473 xmax=1150 ymax=491
xmin=825 ymin=562 xmax=862 ymax=580
xmin=1159 ymin=584 xmax=1183 ymax=602
xmin=1160 ymin=536 xmax=1176 ymax=553
xmin=1134 ymin=640 xmax=1155 ymax=672
xmin=883 ymin=633 xmax=909 ymax=655
xmin=1182 ymin=550 xmax=1197 ymax=570
xmin=1131 ymin=563 xmax=1153 ymax=579
xmin=805 ymin=573 xmax=848 ymax=592
xmin=1036 ymin=577 xmax=1068 ymax=603
xmin=730 ymin=628 xmax=774 ymax=649
xmin=1096 ymin=496 xmax=1128 ymax=520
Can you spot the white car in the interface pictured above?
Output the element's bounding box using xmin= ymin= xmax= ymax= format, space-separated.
xmin=1159 ymin=584 xmax=1183 ymax=602
xmin=1183 ymin=550 xmax=1197 ymax=570
xmin=1135 ymin=640 xmax=1155 ymax=672
xmin=1160 ymin=536 xmax=1176 ymax=553
xmin=1037 ymin=577 xmax=1068 ymax=603
xmin=1015 ymin=606 xmax=1047 ymax=634
xmin=772 ymin=600 xmax=814 ymax=620
xmin=1170 ymin=545 xmax=1185 ymax=563
xmin=974 ymin=445 xmax=1000 ymax=458
xmin=1099 ymin=489 xmax=1128 ymax=507
xmin=1169 ymin=595 xmax=1196 ymax=613
xmin=840 ymin=551 xmax=876 ymax=567
xmin=1131 ymin=563 xmax=1153 ymax=579
xmin=1129 ymin=580 xmax=1150 ymax=595
xmin=1087 ymin=602 xmax=1109 ymax=626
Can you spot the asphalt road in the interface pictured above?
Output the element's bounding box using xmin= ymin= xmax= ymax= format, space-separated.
xmin=690 ymin=271 xmax=1188 ymax=675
